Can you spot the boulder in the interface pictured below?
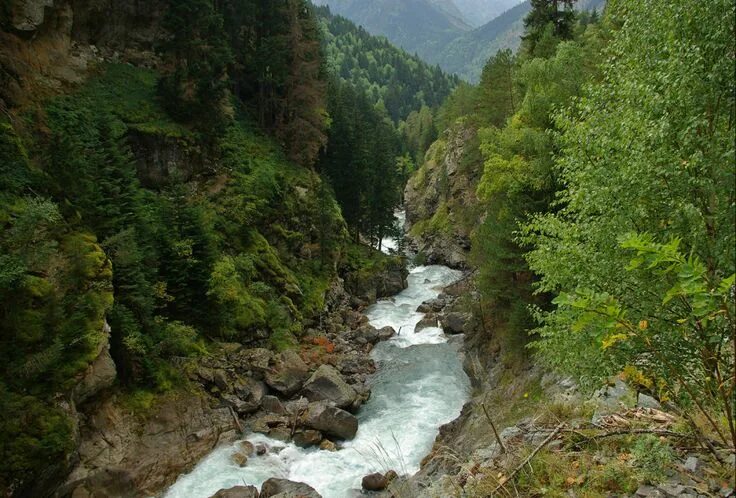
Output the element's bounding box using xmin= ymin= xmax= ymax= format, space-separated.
xmin=385 ymin=470 xmax=398 ymax=482
xmin=231 ymin=453 xmax=248 ymax=467
xmin=362 ymin=473 xmax=388 ymax=491
xmin=260 ymin=478 xmax=321 ymax=498
xmin=440 ymin=312 xmax=468 ymax=334
xmin=292 ymin=430 xmax=322 ymax=448
xmin=303 ymin=401 xmax=358 ymax=440
xmin=262 ymin=395 xmax=287 ymax=415
xmin=268 ymin=427 xmax=292 ymax=442
xmin=301 ymin=365 xmax=357 ymax=409
xmin=376 ymin=326 xmax=396 ymax=342
xmin=265 ymin=351 xmax=310 ymax=396
xmin=251 ymin=414 xmax=289 ymax=435
xmin=238 ymin=441 xmax=255 ymax=456
xmin=414 ymin=314 xmax=439 ymax=333
xmin=209 ymin=486 xmax=259 ymax=498
xmin=319 ymin=439 xmax=337 ymax=451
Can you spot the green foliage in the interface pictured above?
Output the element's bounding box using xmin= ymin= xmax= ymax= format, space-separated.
xmin=631 ymin=435 xmax=675 ymax=483
xmin=158 ymin=0 xmax=233 ymax=133
xmin=315 ymin=6 xmax=458 ymax=124
xmin=524 ymin=0 xmax=735 ymax=445
xmin=0 ymin=386 xmax=75 ymax=493
xmin=522 ymin=0 xmax=577 ymax=57
xmin=318 ymin=79 xmax=402 ymax=244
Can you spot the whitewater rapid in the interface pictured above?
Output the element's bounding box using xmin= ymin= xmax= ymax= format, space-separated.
xmin=165 ymin=264 xmax=470 ymax=498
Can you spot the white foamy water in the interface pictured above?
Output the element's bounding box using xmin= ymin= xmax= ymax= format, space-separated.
xmin=164 ymin=265 xmax=469 ymax=498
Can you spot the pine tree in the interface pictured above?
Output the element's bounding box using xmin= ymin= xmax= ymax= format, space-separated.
xmin=158 ymin=0 xmax=233 ymax=132
xmin=522 ymin=0 xmax=577 ymax=57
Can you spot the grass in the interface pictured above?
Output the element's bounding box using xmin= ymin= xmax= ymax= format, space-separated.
xmin=68 ymin=63 xmax=191 ymax=138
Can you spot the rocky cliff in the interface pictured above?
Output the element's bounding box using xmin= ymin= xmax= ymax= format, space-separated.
xmin=404 ymin=123 xmax=483 ymax=268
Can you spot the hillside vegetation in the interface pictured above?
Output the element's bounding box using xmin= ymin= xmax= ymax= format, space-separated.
xmin=405 ymin=0 xmax=735 ymax=492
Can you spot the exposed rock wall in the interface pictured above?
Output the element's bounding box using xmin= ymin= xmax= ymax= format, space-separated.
xmin=404 ymin=124 xmax=482 ymax=268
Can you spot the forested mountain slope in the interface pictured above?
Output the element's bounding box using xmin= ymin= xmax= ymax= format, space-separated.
xmin=403 ymin=0 xmax=735 ymax=494
xmin=0 ymin=1 xmax=409 ymax=495
xmin=311 ymin=0 xmax=471 ymax=62
xmin=315 ymin=6 xmax=459 ymax=123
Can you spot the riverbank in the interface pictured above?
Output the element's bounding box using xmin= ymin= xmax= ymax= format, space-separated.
xmin=164 ymin=265 xmax=470 ymax=497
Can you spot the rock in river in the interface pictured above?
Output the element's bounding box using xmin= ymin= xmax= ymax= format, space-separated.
xmin=303 ymin=401 xmax=358 ymax=440
xmin=361 ymin=472 xmax=388 ymax=491
xmin=301 ymin=365 xmax=357 ymax=409
xmin=260 ymin=478 xmax=322 ymax=498
xmin=209 ymin=485 xmax=259 ymax=498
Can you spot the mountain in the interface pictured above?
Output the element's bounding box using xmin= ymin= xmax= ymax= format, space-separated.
xmin=314 ymin=0 xmax=606 ymax=82
xmin=311 ymin=0 xmax=472 ymax=61
xmin=315 ymin=6 xmax=459 ymax=123
xmin=436 ymin=0 xmax=531 ymax=81
xmin=450 ymin=0 xmax=525 ymax=27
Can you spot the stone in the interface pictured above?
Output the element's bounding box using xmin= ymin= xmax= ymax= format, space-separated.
xmin=209 ymin=486 xmax=259 ymax=498
xmin=658 ymin=482 xmax=685 ymax=496
xmin=72 ymin=322 xmax=117 ymax=404
xmin=292 ymin=430 xmax=322 ymax=448
xmin=414 ymin=314 xmax=440 ymax=333
xmin=440 ymin=312 xmax=468 ymax=334
xmin=637 ymin=392 xmax=662 ymax=410
xmin=500 ymin=426 xmax=523 ymax=442
xmin=319 ymin=439 xmax=337 ymax=451
xmin=251 ymin=414 xmax=289 ymax=434
xmin=362 ymin=473 xmax=388 ymax=491
xmin=268 ymin=427 xmax=292 ymax=443
xmin=684 ymin=456 xmax=700 ymax=473
xmin=301 ymin=365 xmax=358 ymax=409
xmin=262 ymin=395 xmax=287 ymax=415
xmin=212 ymin=369 xmax=230 ymax=392
xmin=255 ymin=444 xmax=268 ymax=456
xmin=385 ymin=470 xmax=398 ymax=482
xmin=62 ymin=392 xmax=239 ymax=498
xmin=636 ymin=485 xmax=665 ymax=497
xmin=265 ymin=351 xmax=310 ymax=396
xmin=260 ymin=478 xmax=321 ymax=498
xmin=238 ymin=441 xmax=255 ymax=456
xmin=303 ymin=401 xmax=358 ymax=440
xmin=377 ymin=326 xmax=396 ymax=341
xmin=231 ymin=452 xmax=248 ymax=467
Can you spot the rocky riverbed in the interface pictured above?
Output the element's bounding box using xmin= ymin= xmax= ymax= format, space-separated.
xmin=164 ymin=265 xmax=471 ymax=498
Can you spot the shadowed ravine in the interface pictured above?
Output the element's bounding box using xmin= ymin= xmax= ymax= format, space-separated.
xmin=164 ymin=263 xmax=470 ymax=497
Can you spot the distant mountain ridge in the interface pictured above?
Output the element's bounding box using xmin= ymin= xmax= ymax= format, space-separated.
xmin=311 ymin=0 xmax=472 ymax=61
xmin=313 ymin=0 xmax=606 ymax=82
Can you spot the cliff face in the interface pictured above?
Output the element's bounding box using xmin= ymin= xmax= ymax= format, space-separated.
xmin=1 ymin=0 xmax=165 ymax=111
xmin=404 ymin=123 xmax=483 ymax=268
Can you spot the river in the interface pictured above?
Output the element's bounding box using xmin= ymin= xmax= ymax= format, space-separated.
xmin=165 ymin=220 xmax=470 ymax=498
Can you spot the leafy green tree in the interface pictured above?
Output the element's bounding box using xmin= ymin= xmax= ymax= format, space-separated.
xmin=524 ymin=0 xmax=735 ymax=448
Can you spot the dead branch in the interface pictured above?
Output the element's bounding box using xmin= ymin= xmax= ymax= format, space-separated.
xmin=489 ymin=423 xmax=565 ymax=496
xmin=482 ymin=402 xmax=508 ymax=454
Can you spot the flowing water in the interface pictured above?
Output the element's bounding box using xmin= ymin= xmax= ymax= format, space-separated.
xmin=165 ymin=229 xmax=470 ymax=498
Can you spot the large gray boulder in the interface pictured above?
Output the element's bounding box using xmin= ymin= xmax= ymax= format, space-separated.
xmin=265 ymin=351 xmax=310 ymax=396
xmin=260 ymin=478 xmax=321 ymax=498
xmin=301 ymin=365 xmax=357 ymax=409
xmin=440 ymin=312 xmax=469 ymax=335
xmin=303 ymin=401 xmax=358 ymax=440
xmin=209 ymin=486 xmax=259 ymax=498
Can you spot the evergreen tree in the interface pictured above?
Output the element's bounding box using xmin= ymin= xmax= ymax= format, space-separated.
xmin=523 ymin=0 xmax=577 ymax=57
xmin=158 ymin=0 xmax=233 ymax=133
